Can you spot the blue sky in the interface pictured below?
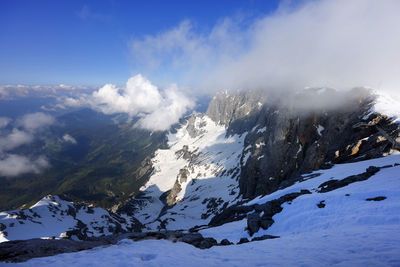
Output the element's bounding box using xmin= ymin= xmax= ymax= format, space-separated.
xmin=0 ymin=0 xmax=280 ymax=86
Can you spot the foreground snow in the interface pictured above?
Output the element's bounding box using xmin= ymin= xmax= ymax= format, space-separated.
xmin=10 ymin=226 xmax=400 ymax=266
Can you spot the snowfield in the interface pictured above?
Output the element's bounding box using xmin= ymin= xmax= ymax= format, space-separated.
xmin=132 ymin=115 xmax=246 ymax=230
xmin=7 ymin=153 xmax=400 ymax=266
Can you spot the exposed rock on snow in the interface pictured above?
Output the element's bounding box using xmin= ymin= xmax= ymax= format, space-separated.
xmin=0 ymin=195 xmax=142 ymax=243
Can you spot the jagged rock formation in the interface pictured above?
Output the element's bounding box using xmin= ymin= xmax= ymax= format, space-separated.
xmin=207 ymin=88 xmax=400 ymax=199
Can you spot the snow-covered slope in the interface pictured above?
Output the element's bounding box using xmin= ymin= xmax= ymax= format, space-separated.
xmin=10 ymin=154 xmax=400 ymax=266
xmin=200 ymin=153 xmax=400 ymax=242
xmin=0 ymin=195 xmax=141 ymax=243
xmin=129 ymin=115 xmax=247 ymax=230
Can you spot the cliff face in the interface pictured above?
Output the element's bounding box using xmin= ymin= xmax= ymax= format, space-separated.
xmin=206 ymin=88 xmax=400 ymax=199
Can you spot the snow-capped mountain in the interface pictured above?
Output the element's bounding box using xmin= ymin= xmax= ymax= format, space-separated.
xmin=0 ymin=195 xmax=141 ymax=243
xmin=1 ymin=88 xmax=400 ymax=265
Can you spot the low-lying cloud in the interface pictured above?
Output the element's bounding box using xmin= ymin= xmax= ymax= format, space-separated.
xmin=0 ymin=154 xmax=49 ymax=177
xmin=17 ymin=112 xmax=55 ymax=132
xmin=0 ymin=112 xmax=55 ymax=177
xmin=62 ymin=134 xmax=77 ymax=144
xmin=130 ymin=0 xmax=400 ymax=94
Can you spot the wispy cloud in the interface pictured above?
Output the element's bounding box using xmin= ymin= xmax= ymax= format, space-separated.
xmin=62 ymin=134 xmax=77 ymax=144
xmin=0 ymin=112 xmax=55 ymax=177
xmin=77 ymin=5 xmax=111 ymax=22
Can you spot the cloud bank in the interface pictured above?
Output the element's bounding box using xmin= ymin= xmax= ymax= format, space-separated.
xmin=130 ymin=0 xmax=400 ymax=94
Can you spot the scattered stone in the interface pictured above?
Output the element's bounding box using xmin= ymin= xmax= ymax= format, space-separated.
xmin=366 ymin=196 xmax=387 ymax=201
xmin=317 ymin=200 xmax=326 ymax=208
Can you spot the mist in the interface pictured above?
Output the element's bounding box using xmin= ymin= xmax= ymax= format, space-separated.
xmin=131 ymin=0 xmax=400 ymax=95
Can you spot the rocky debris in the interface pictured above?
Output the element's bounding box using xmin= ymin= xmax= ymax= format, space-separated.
xmin=209 ymin=190 xmax=311 ymax=236
xmin=366 ymin=196 xmax=387 ymax=201
xmin=318 ymin=166 xmax=382 ymax=193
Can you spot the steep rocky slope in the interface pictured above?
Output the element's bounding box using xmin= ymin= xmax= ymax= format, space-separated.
xmin=208 ymin=88 xmax=400 ymax=198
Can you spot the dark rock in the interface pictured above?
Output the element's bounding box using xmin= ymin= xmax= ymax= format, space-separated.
xmin=198 ymin=238 xmax=218 ymax=249
xmin=0 ymin=223 xmax=6 ymax=231
xmin=247 ymin=213 xmax=260 ymax=235
xmin=318 ymin=166 xmax=382 ymax=193
xmin=366 ymin=166 xmax=380 ymax=175
xmin=237 ymin=238 xmax=249 ymax=244
xmin=259 ymin=218 xmax=274 ymax=230
xmin=181 ymin=233 xmax=203 ymax=244
xmin=317 ymin=200 xmax=326 ymax=208
xmin=366 ymin=196 xmax=387 ymax=201
xmin=220 ymin=239 xmax=233 ymax=246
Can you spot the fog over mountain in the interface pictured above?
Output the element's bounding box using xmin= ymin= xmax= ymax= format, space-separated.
xmin=132 ymin=0 xmax=400 ymax=94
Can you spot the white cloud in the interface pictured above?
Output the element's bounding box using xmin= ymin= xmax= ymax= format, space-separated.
xmin=92 ymin=75 xmax=163 ymax=116
xmin=0 ymin=129 xmax=33 ymax=152
xmin=66 ymin=74 xmax=195 ymax=131
xmin=130 ymin=0 xmax=400 ymax=95
xmin=0 ymin=117 xmax=11 ymax=129
xmin=62 ymin=134 xmax=77 ymax=144
xmin=0 ymin=113 xmax=55 ymax=177
xmin=0 ymin=154 xmax=49 ymax=177
xmin=135 ymin=85 xmax=195 ymax=131
xmin=17 ymin=112 xmax=55 ymax=132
